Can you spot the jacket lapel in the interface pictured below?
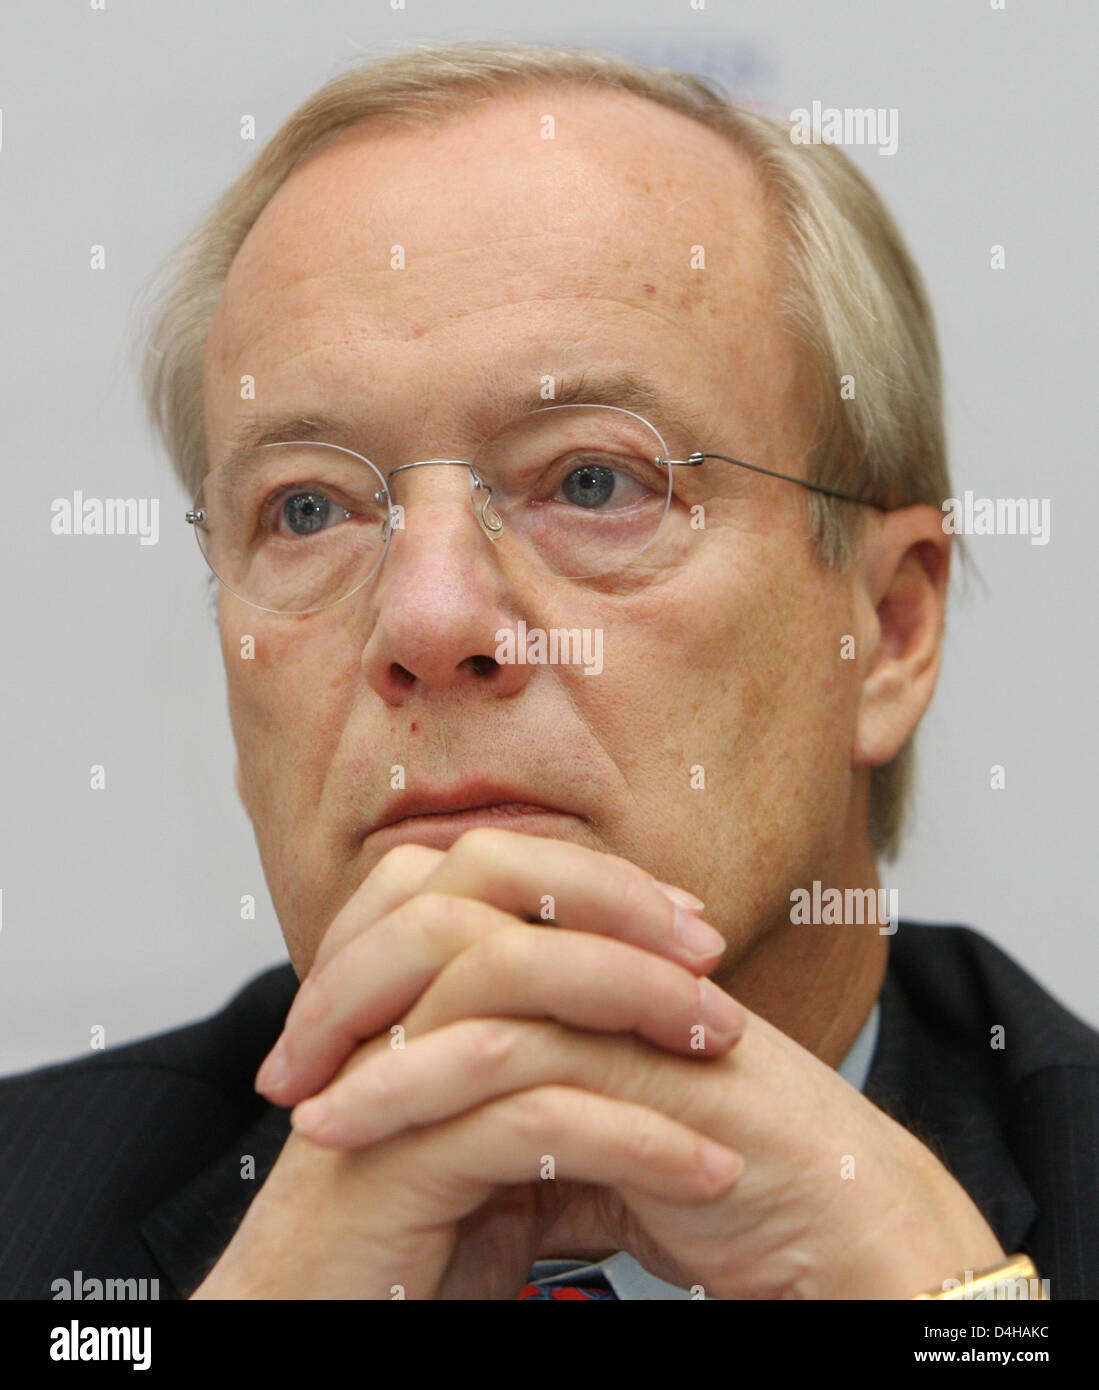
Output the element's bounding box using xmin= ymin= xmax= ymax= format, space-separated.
xmin=140 ymin=1100 xmax=293 ymax=1298
xmin=865 ymin=960 xmax=1038 ymax=1255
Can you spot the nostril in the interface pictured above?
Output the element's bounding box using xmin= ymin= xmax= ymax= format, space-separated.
xmin=467 ymin=654 xmax=498 ymax=677
xmin=390 ymin=663 xmax=415 ymax=686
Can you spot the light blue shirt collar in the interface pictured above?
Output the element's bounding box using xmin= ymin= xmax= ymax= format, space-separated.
xmin=527 ymin=999 xmax=882 ymax=1299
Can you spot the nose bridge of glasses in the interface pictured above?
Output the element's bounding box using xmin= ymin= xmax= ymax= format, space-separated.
xmin=384 ymin=458 xmax=501 ymax=535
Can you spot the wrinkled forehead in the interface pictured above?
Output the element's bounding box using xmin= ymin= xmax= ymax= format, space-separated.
xmin=202 ymin=87 xmax=805 ymax=484
xmin=208 ymin=85 xmax=782 ymax=358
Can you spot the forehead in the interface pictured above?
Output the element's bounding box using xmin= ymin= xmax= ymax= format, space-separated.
xmin=205 ymin=85 xmax=790 ymax=450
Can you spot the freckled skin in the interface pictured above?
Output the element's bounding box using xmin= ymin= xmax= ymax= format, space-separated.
xmin=205 ymin=87 xmax=941 ymax=1064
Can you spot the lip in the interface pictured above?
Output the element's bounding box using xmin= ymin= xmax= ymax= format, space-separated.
xmin=367 ymin=783 xmax=581 ymax=839
xmin=366 ymin=805 xmax=583 ymax=853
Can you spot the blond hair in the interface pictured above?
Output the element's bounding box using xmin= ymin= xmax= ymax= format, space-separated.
xmin=136 ymin=40 xmax=952 ymax=860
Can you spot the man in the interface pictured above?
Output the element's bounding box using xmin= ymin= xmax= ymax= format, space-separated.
xmin=3 ymin=41 xmax=1096 ymax=1301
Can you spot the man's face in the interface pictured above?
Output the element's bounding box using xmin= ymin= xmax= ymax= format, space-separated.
xmin=203 ymin=87 xmax=871 ymax=981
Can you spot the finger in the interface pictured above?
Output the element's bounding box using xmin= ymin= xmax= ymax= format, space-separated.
xmin=263 ymin=915 xmax=742 ymax=1104
xmin=261 ymin=894 xmax=538 ymax=1102
xmin=408 ymin=925 xmax=744 ymax=1055
xmin=261 ymin=840 xmax=726 ymax=1102
xmin=291 ymin=1015 xmax=731 ymax=1149
xmin=311 ymin=835 xmax=711 ymax=984
xmin=324 ymin=1084 xmax=745 ymax=1223
xmin=421 ymin=828 xmax=721 ymax=967
xmin=307 ymin=843 xmax=445 ymax=979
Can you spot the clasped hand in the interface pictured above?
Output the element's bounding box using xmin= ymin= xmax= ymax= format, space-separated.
xmin=193 ymin=830 xmax=1005 ymax=1300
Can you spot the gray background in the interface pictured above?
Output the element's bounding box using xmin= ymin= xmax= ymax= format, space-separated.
xmin=1 ymin=0 xmax=1095 ymax=1073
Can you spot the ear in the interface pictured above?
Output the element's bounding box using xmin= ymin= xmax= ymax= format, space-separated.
xmin=852 ymin=505 xmax=951 ymax=769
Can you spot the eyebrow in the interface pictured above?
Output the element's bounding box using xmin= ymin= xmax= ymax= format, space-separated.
xmin=215 ymin=369 xmax=710 ymax=482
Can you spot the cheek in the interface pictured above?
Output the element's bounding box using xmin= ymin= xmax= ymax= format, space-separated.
xmin=641 ymin=541 xmax=857 ymax=791
xmin=573 ymin=542 xmax=848 ymax=787
xmin=219 ymin=600 xmax=359 ymax=803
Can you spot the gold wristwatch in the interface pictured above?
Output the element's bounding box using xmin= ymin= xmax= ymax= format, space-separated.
xmin=912 ymin=1253 xmax=1047 ymax=1299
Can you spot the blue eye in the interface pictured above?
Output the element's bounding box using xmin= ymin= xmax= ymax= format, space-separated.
xmin=278 ymin=490 xmax=349 ymax=535
xmin=561 ymin=464 xmax=617 ymax=509
xmin=553 ymin=456 xmax=654 ymax=511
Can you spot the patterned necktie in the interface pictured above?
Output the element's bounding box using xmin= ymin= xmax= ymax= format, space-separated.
xmin=517 ymin=1279 xmax=618 ymax=1299
xmin=517 ymin=1262 xmax=618 ymax=1299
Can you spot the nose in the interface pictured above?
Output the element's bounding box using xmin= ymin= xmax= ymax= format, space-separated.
xmin=385 ymin=459 xmax=502 ymax=537
xmin=360 ymin=462 xmax=532 ymax=704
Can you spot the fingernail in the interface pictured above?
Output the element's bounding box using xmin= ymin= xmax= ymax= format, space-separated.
xmin=654 ymin=881 xmax=706 ymax=912
xmin=675 ymin=909 xmax=727 ymax=959
xmin=700 ymin=1141 xmax=743 ymax=1184
xmin=699 ymin=979 xmax=744 ymax=1038
xmin=291 ymin=1096 xmax=330 ymax=1135
xmin=255 ymin=1036 xmax=289 ymax=1095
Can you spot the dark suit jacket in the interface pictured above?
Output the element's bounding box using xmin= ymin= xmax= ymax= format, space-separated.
xmin=1 ymin=923 xmax=1096 ymax=1300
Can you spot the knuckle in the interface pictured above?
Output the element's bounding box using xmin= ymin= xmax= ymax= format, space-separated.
xmin=504 ymin=1085 xmax=568 ymax=1144
xmin=356 ymin=1052 xmax=403 ymax=1115
xmin=458 ymin=1018 xmax=524 ymax=1082
xmin=690 ymin=1137 xmax=730 ymax=1195
xmin=450 ymin=825 xmax=511 ymax=865
xmin=403 ymin=891 xmax=467 ymax=943
xmin=377 ymin=842 xmax=435 ymax=885
xmin=618 ymin=1109 xmax=670 ymax=1168
xmin=291 ymin=974 xmax=332 ymax=1030
xmin=598 ymin=1034 xmax=650 ymax=1101
xmin=468 ymin=924 xmax=530 ymax=981
xmin=612 ymin=866 xmax=666 ymax=930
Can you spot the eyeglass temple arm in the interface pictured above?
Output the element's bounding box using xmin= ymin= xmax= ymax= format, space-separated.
xmin=657 ymin=452 xmax=887 ymax=511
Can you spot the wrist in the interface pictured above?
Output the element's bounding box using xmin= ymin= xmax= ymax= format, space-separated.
xmin=871 ymin=1233 xmax=1009 ymax=1301
xmin=845 ymin=1149 xmax=1008 ymax=1299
